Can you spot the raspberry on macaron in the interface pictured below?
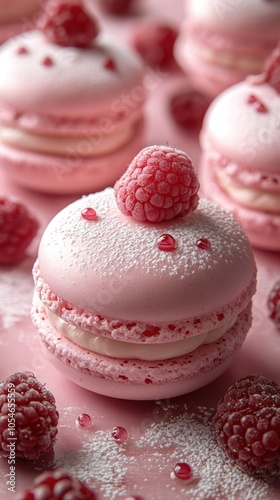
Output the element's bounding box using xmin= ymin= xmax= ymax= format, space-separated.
xmin=36 ymin=0 xmax=100 ymax=48
xmin=114 ymin=145 xmax=200 ymax=222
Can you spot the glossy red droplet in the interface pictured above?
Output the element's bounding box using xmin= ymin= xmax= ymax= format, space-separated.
xmin=42 ymin=56 xmax=54 ymax=66
xmin=248 ymin=94 xmax=257 ymax=104
xmin=157 ymin=234 xmax=176 ymax=251
xmin=17 ymin=46 xmax=29 ymax=55
xmin=111 ymin=426 xmax=128 ymax=441
xmin=247 ymin=94 xmax=268 ymax=113
xmin=257 ymin=103 xmax=268 ymax=113
xmin=196 ymin=238 xmax=211 ymax=251
xmin=104 ymin=58 xmax=117 ymax=70
xmin=174 ymin=462 xmax=193 ymax=480
xmin=77 ymin=413 xmax=92 ymax=428
xmin=81 ymin=207 xmax=97 ymax=220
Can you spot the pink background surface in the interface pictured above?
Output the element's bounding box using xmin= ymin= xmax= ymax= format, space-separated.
xmin=0 ymin=1 xmax=280 ymax=498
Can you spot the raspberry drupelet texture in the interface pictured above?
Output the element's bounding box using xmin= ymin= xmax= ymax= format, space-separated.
xmin=267 ymin=280 xmax=280 ymax=330
xmin=16 ymin=469 xmax=96 ymax=500
xmin=36 ymin=0 xmax=99 ymax=48
xmin=213 ymin=375 xmax=280 ymax=478
xmin=114 ymin=145 xmax=200 ymax=222
xmin=0 ymin=372 xmax=59 ymax=460
xmin=0 ymin=197 xmax=39 ymax=265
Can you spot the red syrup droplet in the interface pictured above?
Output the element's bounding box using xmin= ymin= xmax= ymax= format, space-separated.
xmin=257 ymin=103 xmax=267 ymax=113
xmin=81 ymin=207 xmax=97 ymax=221
xmin=111 ymin=426 xmax=128 ymax=441
xmin=248 ymin=94 xmax=257 ymax=104
xmin=77 ymin=413 xmax=92 ymax=428
xmin=196 ymin=238 xmax=211 ymax=251
xmin=174 ymin=462 xmax=193 ymax=480
xmin=42 ymin=56 xmax=54 ymax=67
xmin=247 ymin=94 xmax=268 ymax=113
xmin=157 ymin=234 xmax=176 ymax=251
xmin=16 ymin=46 xmax=29 ymax=55
xmin=104 ymin=57 xmax=117 ymax=70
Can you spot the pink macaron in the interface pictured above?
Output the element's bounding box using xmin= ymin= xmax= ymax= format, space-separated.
xmin=0 ymin=0 xmax=39 ymax=44
xmin=175 ymin=0 xmax=280 ymax=97
xmin=0 ymin=0 xmax=146 ymax=194
xmin=199 ymin=48 xmax=280 ymax=251
xmin=32 ymin=145 xmax=257 ymax=400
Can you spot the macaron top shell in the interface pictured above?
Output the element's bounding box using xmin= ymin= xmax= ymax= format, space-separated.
xmin=38 ymin=188 xmax=256 ymax=324
xmin=201 ymin=80 xmax=280 ymax=173
xmin=0 ymin=30 xmax=145 ymax=134
xmin=186 ymin=0 xmax=280 ymax=39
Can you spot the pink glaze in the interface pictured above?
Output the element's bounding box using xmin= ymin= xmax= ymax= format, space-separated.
xmin=37 ymin=189 xmax=256 ymax=325
xmin=175 ymin=0 xmax=280 ymax=96
xmin=32 ymin=297 xmax=252 ymax=400
xmin=199 ymin=79 xmax=280 ymax=250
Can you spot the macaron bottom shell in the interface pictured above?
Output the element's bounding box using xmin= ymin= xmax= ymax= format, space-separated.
xmin=0 ymin=120 xmax=144 ymax=194
xmin=32 ymin=299 xmax=252 ymax=400
xmin=200 ymin=156 xmax=280 ymax=251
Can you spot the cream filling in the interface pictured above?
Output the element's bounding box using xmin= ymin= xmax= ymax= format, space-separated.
xmin=45 ymin=306 xmax=237 ymax=361
xmin=0 ymin=123 xmax=135 ymax=157
xmin=215 ymin=167 xmax=280 ymax=212
xmin=191 ymin=42 xmax=263 ymax=72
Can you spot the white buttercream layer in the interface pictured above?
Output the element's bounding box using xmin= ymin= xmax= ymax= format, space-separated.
xmin=215 ymin=167 xmax=280 ymax=213
xmin=0 ymin=122 xmax=135 ymax=157
xmin=45 ymin=306 xmax=237 ymax=361
xmin=190 ymin=42 xmax=263 ymax=72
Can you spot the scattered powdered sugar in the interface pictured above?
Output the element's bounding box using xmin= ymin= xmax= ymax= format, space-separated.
xmin=0 ymin=258 xmax=34 ymax=330
xmin=58 ymin=402 xmax=273 ymax=500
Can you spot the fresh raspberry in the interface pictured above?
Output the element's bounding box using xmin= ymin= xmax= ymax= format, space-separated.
xmin=213 ymin=375 xmax=280 ymax=478
xmin=114 ymin=145 xmax=200 ymax=222
xmin=0 ymin=372 xmax=59 ymax=460
xmin=267 ymin=280 xmax=280 ymax=330
xmin=36 ymin=0 xmax=99 ymax=48
xmin=99 ymin=0 xmax=133 ymax=15
xmin=131 ymin=23 xmax=178 ymax=68
xmin=16 ymin=469 xmax=96 ymax=500
xmin=170 ymin=90 xmax=211 ymax=130
xmin=263 ymin=43 xmax=280 ymax=93
xmin=0 ymin=197 xmax=39 ymax=265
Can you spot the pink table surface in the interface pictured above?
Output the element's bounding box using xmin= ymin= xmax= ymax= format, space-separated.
xmin=1 ymin=1 xmax=280 ymax=498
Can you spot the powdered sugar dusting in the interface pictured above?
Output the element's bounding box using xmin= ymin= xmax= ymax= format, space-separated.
xmin=0 ymin=258 xmax=34 ymax=330
xmin=58 ymin=402 xmax=272 ymax=500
